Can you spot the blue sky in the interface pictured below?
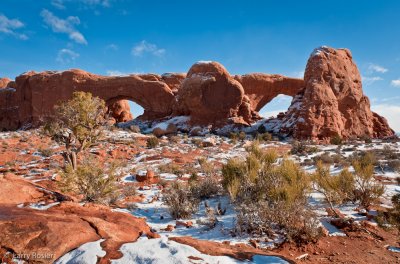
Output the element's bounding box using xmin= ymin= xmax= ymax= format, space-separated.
xmin=1 ymin=0 xmax=400 ymax=131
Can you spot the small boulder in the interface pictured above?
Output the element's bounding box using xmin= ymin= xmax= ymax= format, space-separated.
xmin=152 ymin=123 xmax=177 ymax=137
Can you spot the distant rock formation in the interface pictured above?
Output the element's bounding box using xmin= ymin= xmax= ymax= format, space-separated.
xmin=174 ymin=61 xmax=252 ymax=126
xmin=0 ymin=46 xmax=395 ymax=140
xmin=263 ymin=46 xmax=395 ymax=140
xmin=107 ymin=99 xmax=134 ymax=123
xmin=0 ymin=77 xmax=11 ymax=88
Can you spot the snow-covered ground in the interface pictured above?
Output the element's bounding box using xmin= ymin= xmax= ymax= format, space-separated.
xmin=2 ymin=128 xmax=400 ymax=263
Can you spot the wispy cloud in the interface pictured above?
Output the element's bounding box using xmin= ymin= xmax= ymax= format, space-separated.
xmin=368 ymin=63 xmax=388 ymax=73
xmin=106 ymin=43 xmax=118 ymax=51
xmin=56 ymin=48 xmax=79 ymax=63
xmin=371 ymin=104 xmax=400 ymax=132
xmin=131 ymin=40 xmax=165 ymax=57
xmin=106 ymin=70 xmax=127 ymax=76
xmin=51 ymin=0 xmax=66 ymax=9
xmin=292 ymin=71 xmax=304 ymax=78
xmin=40 ymin=9 xmax=87 ymax=45
xmin=362 ymin=76 xmax=383 ymax=86
xmin=0 ymin=14 xmax=28 ymax=40
xmin=391 ymin=79 xmax=400 ymax=87
xmin=52 ymin=0 xmax=112 ymax=9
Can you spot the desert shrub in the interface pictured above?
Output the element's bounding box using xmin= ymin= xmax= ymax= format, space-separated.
xmin=388 ymin=160 xmax=400 ymax=172
xmin=191 ymin=178 xmax=217 ymax=198
xmin=360 ymin=135 xmax=372 ymax=144
xmin=349 ymin=151 xmax=378 ymax=166
xmin=190 ymin=175 xmax=221 ymax=199
xmin=121 ymin=184 xmax=137 ymax=197
xmin=163 ymin=182 xmax=199 ymax=219
xmin=128 ymin=125 xmax=141 ymax=133
xmin=197 ymin=157 xmax=215 ymax=176
xmin=312 ymin=162 xmax=355 ymax=214
xmin=376 ymin=194 xmax=400 ymax=231
xmin=302 ymin=158 xmax=314 ymax=166
xmin=38 ymin=147 xmax=54 ymax=157
xmin=146 ymin=136 xmax=159 ymax=148
xmin=313 ymin=152 xmax=334 ymax=164
xmin=330 ymin=134 xmax=343 ymax=145
xmin=191 ymin=138 xmax=203 ymax=147
xmin=168 ymin=135 xmax=180 ymax=144
xmin=383 ymin=145 xmax=399 ymax=160
xmin=229 ymin=132 xmax=238 ymax=143
xmin=59 ymin=158 xmax=119 ymax=204
xmin=290 ymin=140 xmax=307 ymax=155
xmin=238 ymin=131 xmax=246 ymax=141
xmin=222 ymin=142 xmax=320 ymax=243
xmin=256 ymin=132 xmax=272 ymax=142
xmin=352 ymin=153 xmax=384 ymax=208
xmin=158 ymin=163 xmax=183 ymax=177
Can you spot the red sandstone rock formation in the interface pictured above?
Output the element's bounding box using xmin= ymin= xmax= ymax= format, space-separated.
xmin=175 ymin=61 xmax=252 ymax=126
xmin=108 ymin=99 xmax=134 ymax=123
xmin=263 ymin=46 xmax=395 ymax=140
xmin=234 ymin=74 xmax=304 ymax=112
xmin=0 ymin=46 xmax=395 ymax=139
xmin=0 ymin=69 xmax=179 ymax=130
xmin=0 ymin=77 xmax=11 ymax=88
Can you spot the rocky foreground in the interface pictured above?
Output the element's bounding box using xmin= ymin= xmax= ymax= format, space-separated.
xmin=0 ymin=129 xmax=399 ymax=263
xmin=0 ymin=46 xmax=395 ymax=141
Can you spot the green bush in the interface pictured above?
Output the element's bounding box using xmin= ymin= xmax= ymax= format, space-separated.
xmin=146 ymin=136 xmax=159 ymax=148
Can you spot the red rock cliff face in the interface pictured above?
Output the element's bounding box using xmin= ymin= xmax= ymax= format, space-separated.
xmin=264 ymin=46 xmax=395 ymax=140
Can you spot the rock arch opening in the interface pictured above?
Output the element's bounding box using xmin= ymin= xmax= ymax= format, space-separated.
xmin=258 ymin=94 xmax=293 ymax=119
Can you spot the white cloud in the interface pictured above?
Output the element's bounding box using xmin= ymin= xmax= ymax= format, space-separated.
xmin=52 ymin=0 xmax=111 ymax=9
xmin=362 ymin=76 xmax=383 ymax=86
xmin=40 ymin=9 xmax=87 ymax=45
xmin=371 ymin=104 xmax=400 ymax=132
xmin=51 ymin=0 xmax=66 ymax=9
xmin=391 ymin=79 xmax=400 ymax=87
xmin=56 ymin=48 xmax=79 ymax=63
xmin=0 ymin=14 xmax=28 ymax=40
xmin=131 ymin=40 xmax=165 ymax=57
xmin=106 ymin=70 xmax=127 ymax=76
xmin=368 ymin=63 xmax=388 ymax=73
